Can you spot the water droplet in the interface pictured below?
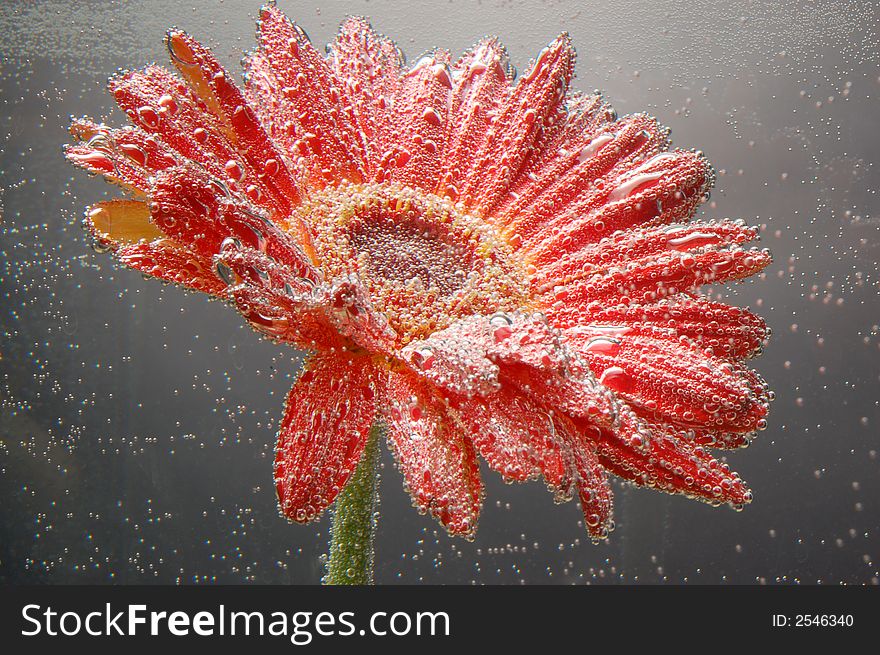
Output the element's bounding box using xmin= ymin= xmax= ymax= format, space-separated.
xmin=137 ymin=106 xmax=159 ymax=128
xmin=585 ymin=337 xmax=621 ymax=356
xmin=599 ymin=366 xmax=634 ymax=393
xmin=421 ymin=107 xmax=442 ymax=127
xmin=157 ymin=94 xmax=177 ymax=115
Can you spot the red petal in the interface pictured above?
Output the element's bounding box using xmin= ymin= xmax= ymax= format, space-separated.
xmin=331 ymin=16 xmax=404 ymax=173
xmin=498 ymin=93 xmax=613 ymax=199
xmin=148 ymin=164 xmax=318 ymax=280
xmin=383 ymin=52 xmax=451 ymax=190
xmin=523 ymin=149 xmax=713 ymax=255
xmin=566 ymin=326 xmax=770 ymax=433
xmin=580 ymin=296 xmax=768 ymax=360
xmin=499 ymin=360 xmax=617 ymax=426
xmin=383 ymin=371 xmax=482 ymax=536
xmin=400 ymin=311 xmax=571 ymax=396
xmin=499 ymin=113 xmax=666 ymax=234
xmin=274 ymin=353 xmax=382 ymax=523
xmin=684 ymin=425 xmax=753 ymax=450
xmin=596 ymin=420 xmax=752 ymax=508
xmin=448 ymin=387 xmax=573 ymax=495
xmin=108 ymin=68 xmax=242 ymax=181
xmin=554 ymin=416 xmax=614 ymax=539
xmin=66 ymin=120 xmax=178 ymax=192
xmin=438 ymin=39 xmax=511 ymax=200
xmin=460 ymin=34 xmax=575 ymax=213
xmin=250 ymin=6 xmax=367 ymax=186
xmin=534 ymin=220 xmax=761 ymax=289
xmin=546 ymin=246 xmax=770 ymax=320
xmin=226 ymin=284 xmax=340 ymax=349
xmin=117 ymin=239 xmax=225 ymax=296
xmin=108 ymin=65 xmax=300 ymax=223
xmin=165 ymin=28 xmax=303 ymax=215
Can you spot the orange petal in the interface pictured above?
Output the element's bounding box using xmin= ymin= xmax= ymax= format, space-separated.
xmin=86 ymin=200 xmax=163 ymax=247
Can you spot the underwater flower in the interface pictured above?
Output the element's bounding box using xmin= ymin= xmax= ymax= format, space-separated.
xmin=66 ymin=6 xmax=771 ymax=540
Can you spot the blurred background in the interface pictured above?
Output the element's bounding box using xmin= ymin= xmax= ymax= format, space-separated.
xmin=1 ymin=0 xmax=878 ymax=584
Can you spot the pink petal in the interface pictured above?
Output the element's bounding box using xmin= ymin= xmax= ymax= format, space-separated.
xmin=448 ymin=387 xmax=573 ymax=496
xmin=320 ymin=278 xmax=400 ymax=356
xmin=401 ymin=311 xmax=620 ymax=423
xmin=399 ymin=326 xmax=500 ymax=397
xmin=438 ymin=39 xmax=511 ymax=200
xmin=400 ymin=311 xmax=569 ymax=394
xmin=217 ymin=234 xmax=397 ymax=352
xmin=383 ymin=370 xmax=482 ymax=536
xmin=383 ymin=51 xmax=451 ymax=190
xmin=165 ymin=28 xmax=303 ymax=214
xmin=275 ymin=352 xmax=382 ymax=523
xmin=250 ymin=6 xmax=367 ymax=186
xmin=460 ymin=34 xmax=575 ymax=213
xmin=226 ymin=284 xmax=341 ymax=349
xmin=498 ymin=112 xmax=666 ymax=232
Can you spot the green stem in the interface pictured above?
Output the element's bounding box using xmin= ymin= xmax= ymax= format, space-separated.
xmin=323 ymin=424 xmax=381 ymax=585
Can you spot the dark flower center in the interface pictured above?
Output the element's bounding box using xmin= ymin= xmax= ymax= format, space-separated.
xmin=347 ymin=215 xmax=473 ymax=296
xmin=300 ymin=182 xmax=529 ymax=342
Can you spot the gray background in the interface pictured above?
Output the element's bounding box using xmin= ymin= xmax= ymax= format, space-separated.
xmin=1 ymin=0 xmax=878 ymax=584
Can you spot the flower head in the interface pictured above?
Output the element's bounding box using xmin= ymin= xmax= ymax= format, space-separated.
xmin=66 ymin=6 xmax=771 ymax=540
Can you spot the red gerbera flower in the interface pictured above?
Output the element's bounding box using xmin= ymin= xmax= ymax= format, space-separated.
xmin=66 ymin=6 xmax=771 ymax=541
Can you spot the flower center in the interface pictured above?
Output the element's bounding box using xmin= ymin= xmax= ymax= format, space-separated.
xmin=347 ymin=214 xmax=473 ymax=295
xmin=298 ymin=182 xmax=529 ymax=343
